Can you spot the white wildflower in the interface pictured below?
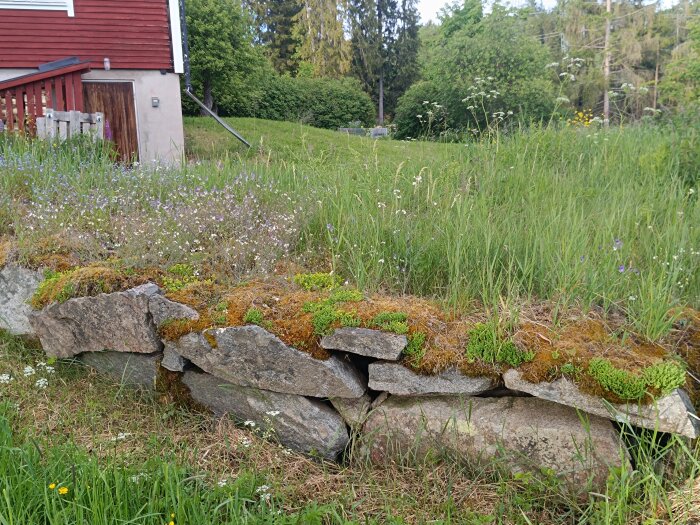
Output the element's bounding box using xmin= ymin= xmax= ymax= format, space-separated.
xmin=0 ymin=374 xmax=11 ymax=384
xmin=35 ymin=378 xmax=48 ymax=389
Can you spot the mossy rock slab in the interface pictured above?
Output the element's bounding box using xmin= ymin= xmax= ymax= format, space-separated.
xmin=321 ymin=328 xmax=407 ymax=360
xmin=168 ymin=326 xmax=367 ymax=399
xmin=362 ymin=395 xmax=629 ymax=496
xmin=183 ymin=370 xmax=349 ymax=460
xmin=29 ymin=283 xmax=162 ymax=358
xmin=504 ymin=369 xmax=700 ymax=438
xmin=149 ymin=294 xmax=199 ymax=326
xmin=368 ymin=362 xmax=495 ymax=396
xmin=0 ymin=266 xmax=42 ymax=336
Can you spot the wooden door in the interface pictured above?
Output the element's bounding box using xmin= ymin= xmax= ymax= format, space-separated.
xmin=83 ymin=82 xmax=138 ymax=163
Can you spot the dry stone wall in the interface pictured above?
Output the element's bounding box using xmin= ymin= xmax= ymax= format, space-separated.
xmin=1 ymin=272 xmax=699 ymax=497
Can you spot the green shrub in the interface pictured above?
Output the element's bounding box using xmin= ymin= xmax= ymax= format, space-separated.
xmin=252 ymin=76 xmax=375 ymax=129
xmin=243 ymin=307 xmax=264 ymax=326
xmin=587 ymin=358 xmax=647 ymax=401
xmin=327 ymin=288 xmax=363 ymax=303
xmin=370 ymin=312 xmax=409 ymax=334
xmin=466 ymin=323 xmax=534 ymax=368
xmin=560 ymin=362 xmax=582 ymax=378
xmin=293 ymin=273 xmax=342 ymax=291
xmin=641 ymin=361 xmax=686 ymax=397
xmin=302 ymin=289 xmax=363 ymax=336
xmin=403 ymin=332 xmax=427 ymax=365
xmin=393 ymin=81 xmax=467 ymax=140
xmin=162 ymin=264 xmax=202 ymax=293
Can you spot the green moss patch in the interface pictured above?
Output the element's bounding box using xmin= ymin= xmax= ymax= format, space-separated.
xmin=587 ymin=358 xmax=686 ymax=401
xmin=293 ymin=272 xmax=342 ymax=291
xmin=466 ymin=323 xmax=534 ymax=368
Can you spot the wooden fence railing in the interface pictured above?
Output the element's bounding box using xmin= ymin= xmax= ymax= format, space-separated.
xmin=36 ymin=109 xmax=104 ymax=140
xmin=0 ymin=63 xmax=91 ymax=134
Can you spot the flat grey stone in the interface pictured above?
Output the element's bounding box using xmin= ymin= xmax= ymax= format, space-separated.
xmin=127 ymin=282 xmax=161 ymax=298
xmin=183 ymin=370 xmax=349 ymax=459
xmin=330 ymin=393 xmax=372 ymax=428
xmin=0 ymin=265 xmax=42 ymax=336
xmin=363 ymin=395 xmax=628 ymax=494
xmin=161 ymin=345 xmax=187 ymax=372
xmin=504 ymin=369 xmax=699 ymax=439
xmin=321 ymin=328 xmax=406 ymax=360
xmin=172 ymin=326 xmax=366 ymax=398
xmin=29 ymin=286 xmax=162 ymax=358
xmin=80 ymin=351 xmax=160 ymax=389
xmin=368 ymin=362 xmax=495 ymax=396
xmin=149 ymin=294 xmax=199 ymax=327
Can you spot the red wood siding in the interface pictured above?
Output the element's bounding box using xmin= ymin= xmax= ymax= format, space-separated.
xmin=0 ymin=0 xmax=174 ymax=70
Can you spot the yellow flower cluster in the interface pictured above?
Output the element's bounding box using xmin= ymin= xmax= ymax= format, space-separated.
xmin=48 ymin=482 xmax=69 ymax=495
xmin=567 ymin=109 xmax=595 ymax=127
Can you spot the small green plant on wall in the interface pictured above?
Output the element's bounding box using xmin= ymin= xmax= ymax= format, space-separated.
xmin=293 ymin=273 xmax=342 ymax=291
xmin=403 ymin=332 xmax=427 ymax=367
xmin=370 ymin=312 xmax=409 ymax=334
xmin=466 ymin=322 xmax=534 ymax=368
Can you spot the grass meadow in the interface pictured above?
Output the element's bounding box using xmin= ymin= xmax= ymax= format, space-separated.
xmin=1 ymin=118 xmax=699 ymax=523
xmin=2 ymin=118 xmax=698 ymax=339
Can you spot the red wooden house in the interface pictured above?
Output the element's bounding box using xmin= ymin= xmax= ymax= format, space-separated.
xmin=0 ymin=0 xmax=185 ymax=163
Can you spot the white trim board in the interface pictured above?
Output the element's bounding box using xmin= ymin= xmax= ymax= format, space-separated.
xmin=0 ymin=0 xmax=74 ymax=16
xmin=168 ymin=0 xmax=184 ymax=74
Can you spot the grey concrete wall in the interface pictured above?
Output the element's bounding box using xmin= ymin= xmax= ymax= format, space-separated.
xmin=82 ymin=70 xmax=184 ymax=165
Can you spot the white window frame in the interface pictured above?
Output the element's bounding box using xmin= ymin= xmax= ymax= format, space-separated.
xmin=0 ymin=0 xmax=75 ymax=17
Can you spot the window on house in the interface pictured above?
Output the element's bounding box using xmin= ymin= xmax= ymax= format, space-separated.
xmin=0 ymin=0 xmax=74 ymax=16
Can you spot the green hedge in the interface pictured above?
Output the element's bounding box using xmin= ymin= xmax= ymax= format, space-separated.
xmin=251 ymin=76 xmax=376 ymax=129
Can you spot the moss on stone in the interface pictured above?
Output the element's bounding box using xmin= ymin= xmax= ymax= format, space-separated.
xmin=30 ymin=265 xmax=153 ymax=309
xmin=466 ymin=323 xmax=534 ymax=368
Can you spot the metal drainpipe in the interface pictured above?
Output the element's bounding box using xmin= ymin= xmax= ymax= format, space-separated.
xmin=178 ymin=0 xmax=251 ymax=148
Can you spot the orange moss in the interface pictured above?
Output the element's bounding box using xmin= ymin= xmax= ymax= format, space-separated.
xmin=513 ymin=319 xmax=675 ymax=404
xmin=30 ymin=264 xmax=160 ymax=309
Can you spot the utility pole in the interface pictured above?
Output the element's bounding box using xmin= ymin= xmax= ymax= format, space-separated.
xmin=653 ymin=42 xmax=659 ymax=111
xmin=603 ymin=0 xmax=611 ymax=126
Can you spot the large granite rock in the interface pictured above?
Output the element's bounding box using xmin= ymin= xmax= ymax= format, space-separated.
xmin=368 ymin=362 xmax=495 ymax=396
xmin=80 ymin=351 xmax=160 ymax=389
xmin=330 ymin=393 xmax=372 ymax=428
xmin=183 ymin=370 xmax=349 ymax=459
xmin=161 ymin=345 xmax=187 ymax=372
xmin=0 ymin=266 xmax=42 ymax=336
xmin=363 ymin=395 xmax=628 ymax=493
xmin=149 ymin=294 xmax=199 ymax=327
xmin=29 ymin=284 xmax=162 ymax=358
xmin=321 ymin=328 xmax=406 ymax=360
xmin=169 ymin=326 xmax=366 ymax=398
xmin=504 ymin=370 xmax=700 ymax=439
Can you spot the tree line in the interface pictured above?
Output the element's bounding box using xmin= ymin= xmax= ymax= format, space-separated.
xmin=183 ymin=0 xmax=700 ymax=136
